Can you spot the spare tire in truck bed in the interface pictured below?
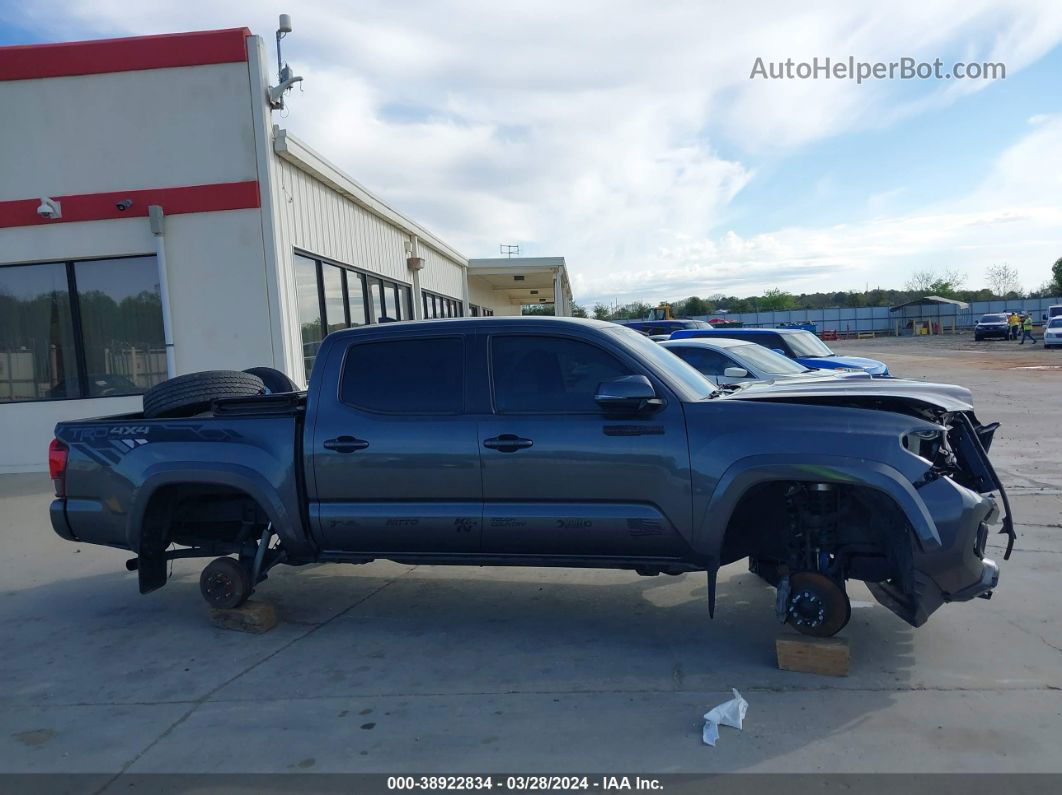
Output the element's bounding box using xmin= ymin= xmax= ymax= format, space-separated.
xmin=243 ymin=366 xmax=299 ymax=395
xmin=143 ymin=371 xmax=265 ymax=419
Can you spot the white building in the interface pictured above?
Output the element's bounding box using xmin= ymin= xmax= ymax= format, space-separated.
xmin=0 ymin=26 xmax=574 ymax=472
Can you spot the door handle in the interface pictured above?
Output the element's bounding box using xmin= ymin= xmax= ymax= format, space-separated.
xmin=483 ymin=434 xmax=534 ymax=452
xmin=323 ymin=436 xmax=370 ymax=453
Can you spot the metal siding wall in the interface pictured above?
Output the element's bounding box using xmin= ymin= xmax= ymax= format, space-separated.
xmin=275 ymin=157 xmax=411 ymax=283
xmin=268 ymin=153 xmax=471 ymax=380
xmin=692 ymin=295 xmax=1062 ymax=333
xmin=418 ymin=242 xmax=466 ymax=300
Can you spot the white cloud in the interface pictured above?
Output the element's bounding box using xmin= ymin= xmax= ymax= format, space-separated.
xmin=11 ymin=0 xmax=1062 ymax=304
xmin=631 ymin=115 xmax=1062 ymax=302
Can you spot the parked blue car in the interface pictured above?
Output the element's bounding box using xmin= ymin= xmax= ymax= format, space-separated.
xmin=620 ymin=319 xmax=713 ymax=336
xmin=669 ymin=327 xmax=890 ymax=376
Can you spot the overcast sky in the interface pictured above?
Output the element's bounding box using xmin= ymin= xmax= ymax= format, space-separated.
xmin=6 ymin=1 xmax=1062 ymax=306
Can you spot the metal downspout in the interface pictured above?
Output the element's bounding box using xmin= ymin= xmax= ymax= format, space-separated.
xmin=148 ymin=205 xmax=176 ymax=377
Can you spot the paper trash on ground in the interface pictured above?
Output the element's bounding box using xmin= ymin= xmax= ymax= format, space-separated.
xmin=702 ymin=688 xmax=749 ymax=746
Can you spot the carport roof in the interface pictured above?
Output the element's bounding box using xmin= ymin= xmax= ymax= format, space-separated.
xmin=467 ymin=257 xmax=573 ymax=309
xmin=889 ymin=295 xmax=970 ymax=312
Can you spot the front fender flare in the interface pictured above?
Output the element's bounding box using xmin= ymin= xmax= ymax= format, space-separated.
xmin=695 ymin=453 xmax=941 ymax=561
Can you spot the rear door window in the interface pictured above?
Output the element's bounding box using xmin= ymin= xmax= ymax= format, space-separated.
xmin=340 ymin=337 xmax=463 ymax=414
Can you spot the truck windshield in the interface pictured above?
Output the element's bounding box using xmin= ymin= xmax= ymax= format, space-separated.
xmin=784 ymin=331 xmax=834 ymax=357
xmin=734 ymin=344 xmax=810 ymax=375
xmin=606 ymin=326 xmax=719 ymax=399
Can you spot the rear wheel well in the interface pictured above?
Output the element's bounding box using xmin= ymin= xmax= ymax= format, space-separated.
xmin=721 ymin=480 xmax=914 ymax=587
xmin=139 ymin=483 xmax=273 ymax=554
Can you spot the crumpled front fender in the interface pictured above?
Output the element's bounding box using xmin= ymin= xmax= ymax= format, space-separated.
xmin=693 ymin=453 xmax=941 ymax=560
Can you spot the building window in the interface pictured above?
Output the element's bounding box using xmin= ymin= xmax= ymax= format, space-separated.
xmin=0 ymin=256 xmax=165 ymax=403
xmin=348 ymin=272 xmax=368 ymax=326
xmin=322 ymin=264 xmax=346 ymax=334
xmin=294 ymin=254 xmax=323 ymax=383
xmin=340 ymin=337 xmax=463 ymax=414
xmin=400 ymin=285 xmax=412 ymax=320
xmin=365 ymin=277 xmax=380 ymax=322
xmin=422 ymin=291 xmax=463 ymax=320
xmin=293 ymin=251 xmax=415 ymax=381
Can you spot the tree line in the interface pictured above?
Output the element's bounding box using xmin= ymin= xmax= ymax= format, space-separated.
xmin=521 ymin=259 xmax=1062 ymax=320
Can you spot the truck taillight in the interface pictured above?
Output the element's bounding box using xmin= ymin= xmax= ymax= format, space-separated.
xmin=48 ymin=439 xmax=68 ymax=497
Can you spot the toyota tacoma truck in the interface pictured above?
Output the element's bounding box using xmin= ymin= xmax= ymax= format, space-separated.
xmin=48 ymin=317 xmax=1014 ymax=637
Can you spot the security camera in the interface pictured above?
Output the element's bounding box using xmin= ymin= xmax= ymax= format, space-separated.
xmin=115 ymin=199 xmax=133 ymax=211
xmin=36 ymin=197 xmax=62 ymax=220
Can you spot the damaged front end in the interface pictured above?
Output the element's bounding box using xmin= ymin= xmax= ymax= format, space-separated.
xmin=870 ymin=410 xmax=1013 ymax=627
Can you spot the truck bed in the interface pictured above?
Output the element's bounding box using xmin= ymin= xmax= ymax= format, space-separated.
xmin=52 ymin=392 xmax=308 ymax=558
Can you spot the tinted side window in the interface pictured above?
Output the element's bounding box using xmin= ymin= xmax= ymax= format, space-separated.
xmin=340 ymin=337 xmax=463 ymax=413
xmin=491 ymin=335 xmax=633 ymax=413
xmin=672 ymin=347 xmax=731 ymax=376
xmin=769 ymin=335 xmax=794 ymax=356
xmin=736 ymin=332 xmax=786 ymax=354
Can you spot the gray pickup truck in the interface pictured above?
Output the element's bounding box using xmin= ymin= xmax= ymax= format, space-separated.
xmin=49 ymin=317 xmax=1013 ymax=637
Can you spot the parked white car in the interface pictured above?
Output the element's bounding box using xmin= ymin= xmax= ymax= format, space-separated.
xmin=1044 ymin=317 xmax=1062 ymax=349
xmin=660 ymin=338 xmax=869 ymax=387
xmin=662 ymin=337 xmax=975 ymax=404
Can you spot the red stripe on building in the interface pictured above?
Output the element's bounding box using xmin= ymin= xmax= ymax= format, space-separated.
xmin=0 ymin=181 xmax=261 ymax=228
xmin=0 ymin=28 xmax=251 ymax=81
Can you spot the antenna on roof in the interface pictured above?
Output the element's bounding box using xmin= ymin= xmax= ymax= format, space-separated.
xmin=500 ymin=244 xmax=520 ymax=258
xmin=268 ymin=13 xmax=303 ymax=110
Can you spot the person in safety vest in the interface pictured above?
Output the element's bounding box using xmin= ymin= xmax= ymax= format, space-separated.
xmin=1020 ymin=314 xmax=1036 ymax=345
xmin=1008 ymin=312 xmax=1020 ymax=340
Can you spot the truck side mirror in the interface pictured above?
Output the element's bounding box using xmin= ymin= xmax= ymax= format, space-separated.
xmin=595 ymin=375 xmax=662 ymax=413
xmin=723 ymin=367 xmax=749 ymax=378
